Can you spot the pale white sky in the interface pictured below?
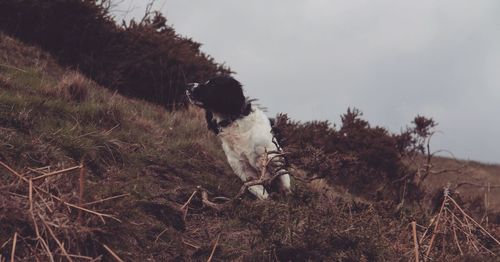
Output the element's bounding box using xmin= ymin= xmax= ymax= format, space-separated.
xmin=113 ymin=0 xmax=500 ymax=164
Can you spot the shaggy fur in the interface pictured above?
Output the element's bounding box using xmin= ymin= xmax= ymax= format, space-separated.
xmin=186 ymin=75 xmax=291 ymax=199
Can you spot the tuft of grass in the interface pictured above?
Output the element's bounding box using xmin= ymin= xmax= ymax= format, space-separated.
xmin=56 ymin=71 xmax=90 ymax=102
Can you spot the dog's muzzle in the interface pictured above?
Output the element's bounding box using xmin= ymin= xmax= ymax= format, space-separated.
xmin=185 ymin=83 xmax=202 ymax=105
xmin=185 ymin=82 xmax=198 ymax=97
xmin=186 ymin=83 xmax=199 ymax=93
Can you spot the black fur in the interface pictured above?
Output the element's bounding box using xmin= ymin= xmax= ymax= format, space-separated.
xmin=187 ymin=75 xmax=253 ymax=134
xmin=205 ymin=110 xmax=220 ymax=134
xmin=188 ymin=76 xmax=246 ymax=116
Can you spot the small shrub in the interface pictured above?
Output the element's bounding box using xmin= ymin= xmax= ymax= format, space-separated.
xmin=273 ymin=108 xmax=434 ymax=201
xmin=0 ymin=0 xmax=230 ymax=109
xmin=57 ymin=71 xmax=89 ymax=102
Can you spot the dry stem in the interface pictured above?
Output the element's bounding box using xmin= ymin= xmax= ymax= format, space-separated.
xmin=82 ymin=193 xmax=131 ymax=206
xmin=10 ymin=232 xmax=17 ymax=262
xmin=39 ymin=214 xmax=74 ymax=262
xmin=155 ymin=228 xmax=170 ymax=243
xmin=181 ymin=190 xmax=198 ymax=220
xmin=411 ymin=222 xmax=419 ymax=262
xmin=181 ymin=190 xmax=198 ymax=210
xmin=32 ymin=165 xmax=83 ymax=181
xmin=182 ymin=239 xmax=200 ymax=250
xmin=1 ymin=160 xmax=120 ymax=223
xmin=425 ymin=192 xmax=446 ymax=258
xmin=102 ymin=244 xmax=125 ymax=262
xmin=207 ymin=234 xmax=221 ymax=262
xmin=1 ymin=160 xmax=122 ymax=260
xmin=446 ymin=196 xmax=500 ymax=246
xmin=419 ymin=188 xmax=500 ymax=260
xmin=78 ymin=162 xmax=85 ymax=223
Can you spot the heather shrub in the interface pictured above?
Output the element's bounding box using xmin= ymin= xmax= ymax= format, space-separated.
xmin=57 ymin=71 xmax=89 ymax=102
xmin=274 ymin=108 xmax=436 ymax=201
xmin=0 ymin=0 xmax=229 ymax=109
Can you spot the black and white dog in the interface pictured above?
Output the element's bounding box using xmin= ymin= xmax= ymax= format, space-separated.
xmin=186 ymin=75 xmax=291 ymax=200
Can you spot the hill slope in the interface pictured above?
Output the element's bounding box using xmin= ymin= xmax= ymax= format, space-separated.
xmin=1 ymin=33 xmax=499 ymax=261
xmin=0 ymin=32 xmax=243 ymax=260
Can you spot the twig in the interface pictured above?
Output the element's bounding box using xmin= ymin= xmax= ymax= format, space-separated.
xmin=2 ymin=160 xmax=120 ymax=223
xmin=207 ymin=234 xmax=221 ymax=262
xmin=425 ymin=193 xmax=447 ymax=258
xmin=32 ymin=165 xmax=83 ymax=181
xmin=420 ymin=190 xmax=500 ymax=260
xmin=82 ymin=193 xmax=131 ymax=206
xmin=62 ymin=201 xmax=121 ymax=224
xmin=0 ymin=160 xmax=28 ymax=182
xmin=181 ymin=190 xmax=198 ymax=210
xmin=29 ymin=179 xmax=33 ymax=212
xmin=28 ymin=183 xmax=54 ymax=262
xmin=27 ymin=166 xmax=52 ymax=175
xmin=78 ymin=163 xmax=85 ymax=223
xmin=441 ymin=209 xmax=448 ymax=258
xmin=451 ymin=214 xmax=464 ymax=256
xmin=155 ymin=228 xmax=170 ymax=243
xmin=0 ymin=238 xmax=11 ymax=250
xmin=102 ymin=244 xmax=125 ymax=262
xmin=446 ymin=196 xmax=500 ymax=246
xmin=89 ymin=255 xmax=103 ymax=262
xmin=65 ymin=254 xmax=94 ymax=260
xmin=455 ymin=182 xmax=500 ymax=189
xmin=232 ymin=170 xmax=287 ymax=201
xmin=6 ymin=192 xmax=27 ymax=198
xmin=196 ymin=151 xmax=291 ymax=210
xmin=200 ymin=190 xmax=223 ymax=211
xmin=182 ymin=239 xmax=200 ymax=249
xmin=0 ymin=63 xmax=27 ymax=73
xmin=140 ymin=0 xmax=156 ymax=24
xmin=39 ymin=214 xmax=74 ymax=262
xmin=180 ymin=190 xmax=198 ymax=220
xmin=10 ymin=232 xmax=17 ymax=262
xmin=411 ymin=222 xmax=419 ymax=262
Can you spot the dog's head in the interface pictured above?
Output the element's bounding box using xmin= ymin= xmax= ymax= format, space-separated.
xmin=186 ymin=75 xmax=246 ymax=116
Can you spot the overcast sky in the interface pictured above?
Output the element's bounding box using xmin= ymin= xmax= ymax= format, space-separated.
xmin=114 ymin=0 xmax=500 ymax=164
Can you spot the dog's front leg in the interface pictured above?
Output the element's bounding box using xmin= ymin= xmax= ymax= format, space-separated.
xmin=224 ymin=151 xmax=269 ymax=200
xmin=265 ymin=152 xmax=292 ymax=194
xmin=277 ymin=174 xmax=292 ymax=194
xmin=247 ymin=185 xmax=269 ymax=200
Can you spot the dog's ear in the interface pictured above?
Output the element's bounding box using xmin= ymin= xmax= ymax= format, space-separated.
xmin=205 ymin=110 xmax=219 ymax=134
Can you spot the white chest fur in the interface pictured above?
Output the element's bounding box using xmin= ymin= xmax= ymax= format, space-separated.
xmin=215 ymin=109 xmax=278 ymax=180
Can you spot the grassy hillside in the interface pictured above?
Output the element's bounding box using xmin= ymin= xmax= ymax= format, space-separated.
xmin=0 ymin=32 xmax=238 ymax=260
xmin=1 ymin=33 xmax=499 ymax=261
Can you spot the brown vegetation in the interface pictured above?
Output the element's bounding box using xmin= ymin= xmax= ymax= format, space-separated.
xmin=0 ymin=4 xmax=499 ymax=260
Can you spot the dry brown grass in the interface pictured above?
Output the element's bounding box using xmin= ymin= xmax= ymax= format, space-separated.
xmin=55 ymin=71 xmax=90 ymax=102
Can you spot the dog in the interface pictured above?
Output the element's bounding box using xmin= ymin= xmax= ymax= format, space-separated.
xmin=185 ymin=75 xmax=291 ymax=200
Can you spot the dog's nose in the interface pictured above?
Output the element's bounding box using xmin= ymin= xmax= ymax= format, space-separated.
xmin=186 ymin=83 xmax=199 ymax=93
